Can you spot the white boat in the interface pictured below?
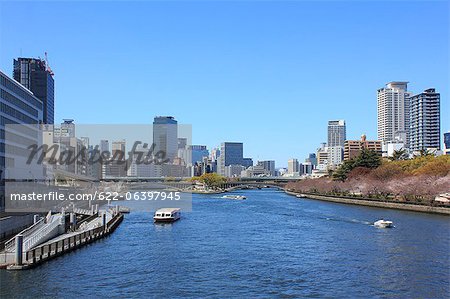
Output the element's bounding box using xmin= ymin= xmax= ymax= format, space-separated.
xmin=434 ymin=193 xmax=450 ymax=203
xmin=221 ymin=195 xmax=246 ymax=200
xmin=374 ymin=219 xmax=393 ymax=228
xmin=296 ymin=194 xmax=307 ymax=198
xmin=154 ymin=208 xmax=181 ymax=223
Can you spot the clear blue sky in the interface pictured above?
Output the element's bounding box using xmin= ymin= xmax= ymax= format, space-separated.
xmin=0 ymin=1 xmax=448 ymax=167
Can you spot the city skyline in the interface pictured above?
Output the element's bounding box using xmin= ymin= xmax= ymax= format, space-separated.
xmin=0 ymin=1 xmax=448 ymax=166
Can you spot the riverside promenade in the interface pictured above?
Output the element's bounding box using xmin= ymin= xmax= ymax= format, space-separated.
xmin=285 ymin=191 xmax=450 ymax=215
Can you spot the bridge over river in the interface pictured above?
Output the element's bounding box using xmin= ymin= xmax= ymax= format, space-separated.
xmin=106 ymin=177 xmax=297 ymax=191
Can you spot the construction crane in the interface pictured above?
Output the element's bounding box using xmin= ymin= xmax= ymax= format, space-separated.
xmin=44 ymin=52 xmax=54 ymax=76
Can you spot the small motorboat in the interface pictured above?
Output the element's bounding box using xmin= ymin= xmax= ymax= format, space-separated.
xmin=296 ymin=194 xmax=307 ymax=198
xmin=119 ymin=206 xmax=131 ymax=213
xmin=374 ymin=219 xmax=393 ymax=228
xmin=154 ymin=208 xmax=181 ymax=223
xmin=221 ymin=195 xmax=246 ymax=200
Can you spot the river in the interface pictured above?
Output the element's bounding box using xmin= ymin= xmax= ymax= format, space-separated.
xmin=1 ymin=189 xmax=449 ymax=298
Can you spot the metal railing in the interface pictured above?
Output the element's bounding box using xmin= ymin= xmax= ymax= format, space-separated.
xmin=22 ymin=215 xmax=62 ymax=252
xmin=4 ymin=217 xmax=45 ymax=252
xmin=73 ymin=207 xmax=94 ymax=216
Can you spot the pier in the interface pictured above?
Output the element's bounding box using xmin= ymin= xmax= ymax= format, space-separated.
xmin=0 ymin=206 xmax=124 ymax=270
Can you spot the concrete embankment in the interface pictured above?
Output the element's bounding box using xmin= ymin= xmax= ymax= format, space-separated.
xmin=285 ymin=191 xmax=450 ymax=216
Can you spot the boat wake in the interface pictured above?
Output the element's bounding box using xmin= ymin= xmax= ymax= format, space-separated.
xmin=324 ymin=216 xmax=372 ymax=226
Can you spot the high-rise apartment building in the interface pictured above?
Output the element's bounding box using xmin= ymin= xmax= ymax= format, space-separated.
xmin=377 ymin=82 xmax=411 ymax=146
xmin=327 ymin=120 xmax=346 ymax=167
xmin=153 ymin=116 xmax=178 ymax=162
xmin=327 ymin=147 xmax=343 ymax=168
xmin=328 ymin=120 xmax=346 ymax=147
xmin=13 ymin=57 xmax=54 ymax=124
xmin=409 ymin=88 xmax=440 ymax=152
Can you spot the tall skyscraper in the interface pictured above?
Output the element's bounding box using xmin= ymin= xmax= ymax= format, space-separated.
xmin=327 ymin=120 xmax=346 ymax=167
xmin=153 ymin=116 xmax=178 ymax=162
xmin=13 ymin=57 xmax=55 ymax=124
xmin=377 ymin=82 xmax=411 ymax=146
xmin=218 ymin=142 xmax=243 ymax=176
xmin=409 ymin=88 xmax=441 ymax=152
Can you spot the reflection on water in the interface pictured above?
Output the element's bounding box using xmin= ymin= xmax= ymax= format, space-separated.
xmin=1 ymin=189 xmax=449 ymax=298
xmin=154 ymin=222 xmax=175 ymax=230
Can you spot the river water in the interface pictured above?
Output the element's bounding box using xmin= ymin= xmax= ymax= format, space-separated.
xmin=1 ymin=189 xmax=449 ymax=298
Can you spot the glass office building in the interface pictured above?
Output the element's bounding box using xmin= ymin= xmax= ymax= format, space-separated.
xmin=218 ymin=142 xmax=243 ymax=176
xmin=153 ymin=116 xmax=178 ymax=162
xmin=0 ymin=70 xmax=44 ymax=211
